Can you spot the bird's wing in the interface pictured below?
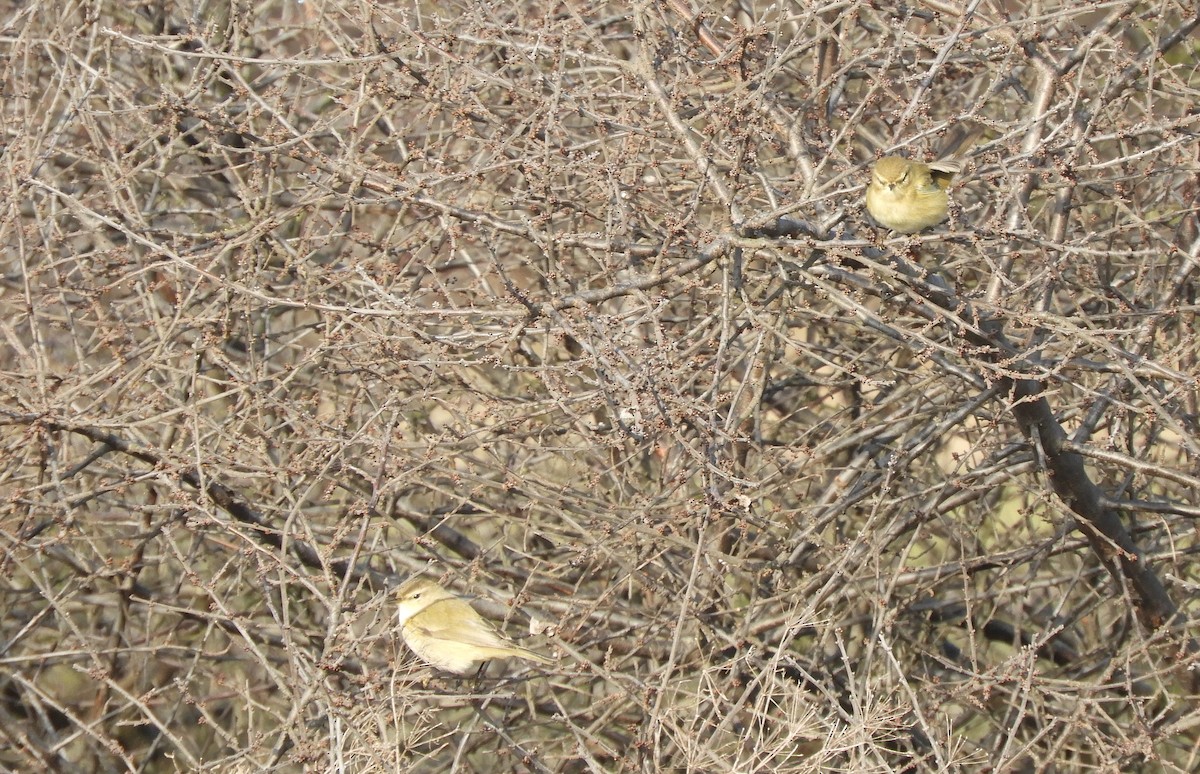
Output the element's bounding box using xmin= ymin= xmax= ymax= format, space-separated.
xmin=406 ymin=598 xmax=507 ymax=646
xmin=927 ymin=160 xmax=960 ymax=190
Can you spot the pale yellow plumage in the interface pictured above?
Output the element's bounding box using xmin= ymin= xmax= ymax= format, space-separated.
xmin=865 ymin=155 xmax=958 ymax=233
xmin=394 ymin=577 xmax=553 ymax=675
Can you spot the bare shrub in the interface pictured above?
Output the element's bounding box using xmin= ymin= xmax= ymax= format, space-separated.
xmin=1 ymin=1 xmax=1198 ymax=771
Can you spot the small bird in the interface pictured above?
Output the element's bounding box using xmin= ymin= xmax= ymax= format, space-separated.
xmin=865 ymin=155 xmax=958 ymax=233
xmin=394 ymin=576 xmax=553 ymax=675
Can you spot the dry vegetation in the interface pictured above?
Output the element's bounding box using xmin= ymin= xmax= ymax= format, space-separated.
xmin=2 ymin=0 xmax=1199 ymax=771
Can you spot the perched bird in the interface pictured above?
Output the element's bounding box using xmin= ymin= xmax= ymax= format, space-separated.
xmin=865 ymin=155 xmax=959 ymax=233
xmin=394 ymin=576 xmax=553 ymax=675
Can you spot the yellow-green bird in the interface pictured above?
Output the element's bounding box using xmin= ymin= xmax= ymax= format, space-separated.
xmin=394 ymin=576 xmax=553 ymax=675
xmin=866 ymin=155 xmax=959 ymax=233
